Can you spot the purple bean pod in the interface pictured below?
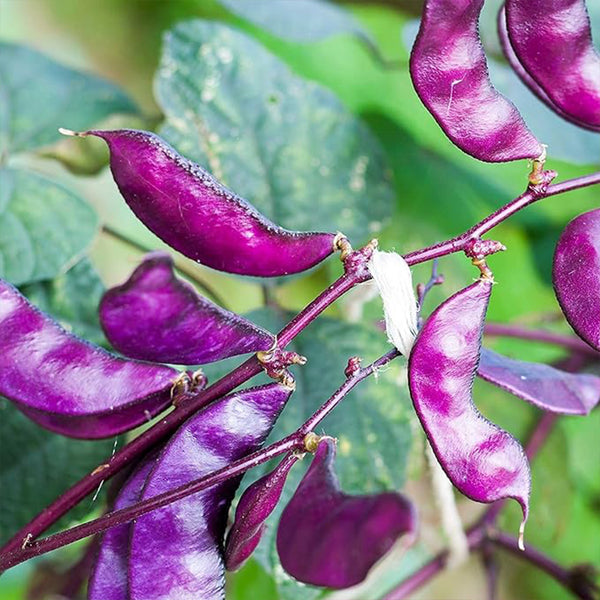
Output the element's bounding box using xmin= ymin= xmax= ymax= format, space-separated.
xmin=553 ymin=208 xmax=600 ymax=351
xmin=128 ymin=382 xmax=293 ymax=600
xmin=497 ymin=6 xmax=598 ymax=132
xmin=478 ymin=348 xmax=600 ymax=415
xmin=88 ymin=455 xmax=157 ymax=600
xmin=75 ymin=129 xmax=337 ymax=277
xmin=409 ymin=0 xmax=542 ymax=162
xmin=225 ymin=452 xmax=300 ymax=571
xmin=0 ymin=279 xmax=180 ymax=439
xmin=99 ymin=252 xmax=274 ymax=365
xmin=505 ymin=0 xmax=600 ymax=131
xmin=276 ymin=437 xmax=417 ymax=589
xmin=408 ymin=279 xmax=530 ymax=541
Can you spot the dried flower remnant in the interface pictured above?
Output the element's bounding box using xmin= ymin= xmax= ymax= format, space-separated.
xmin=100 ymin=252 xmax=274 ymax=364
xmin=505 ymin=0 xmax=600 ymax=131
xmin=62 ymin=128 xmax=337 ymax=277
xmin=277 ymin=437 xmax=416 ymax=589
xmin=478 ymin=348 xmax=600 ymax=415
xmin=128 ymin=383 xmax=292 ymax=600
xmin=410 ymin=0 xmax=542 ymax=162
xmin=553 ymin=208 xmax=600 ymax=351
xmin=408 ymin=279 xmax=531 ymax=546
xmin=0 ymin=279 xmax=180 ymax=439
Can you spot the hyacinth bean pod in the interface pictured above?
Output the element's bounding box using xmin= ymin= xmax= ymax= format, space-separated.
xmin=128 ymin=383 xmax=293 ymax=600
xmin=478 ymin=348 xmax=600 ymax=415
xmin=505 ymin=0 xmax=600 ymax=131
xmin=410 ymin=0 xmax=542 ymax=162
xmin=276 ymin=437 xmax=417 ymax=589
xmin=100 ymin=252 xmax=274 ymax=364
xmin=73 ymin=129 xmax=337 ymax=277
xmin=497 ymin=7 xmax=598 ymax=132
xmin=408 ymin=279 xmax=530 ymax=539
xmin=0 ymin=279 xmax=179 ymax=439
xmin=553 ymin=208 xmax=600 ymax=351
xmin=225 ymin=452 xmax=300 ymax=571
xmin=88 ymin=456 xmax=157 ymax=600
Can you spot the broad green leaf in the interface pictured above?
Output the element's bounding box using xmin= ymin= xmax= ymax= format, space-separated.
xmin=207 ymin=309 xmax=413 ymax=598
xmin=0 ymin=398 xmax=119 ymax=545
xmin=20 ymin=258 xmax=106 ymax=347
xmin=0 ymin=42 xmax=137 ymax=155
xmin=156 ymin=20 xmax=393 ymax=245
xmin=219 ymin=0 xmax=374 ymax=44
xmin=0 ymin=168 xmax=98 ymax=286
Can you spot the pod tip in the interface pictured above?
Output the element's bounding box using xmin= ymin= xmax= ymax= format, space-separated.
xmin=58 ymin=127 xmax=84 ymax=137
xmin=518 ymin=520 xmax=526 ymax=551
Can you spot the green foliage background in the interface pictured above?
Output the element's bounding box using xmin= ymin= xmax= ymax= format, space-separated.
xmin=0 ymin=1 xmax=598 ymax=598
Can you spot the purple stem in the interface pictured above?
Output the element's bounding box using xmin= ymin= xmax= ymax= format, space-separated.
xmin=484 ymin=323 xmax=599 ymax=358
xmin=0 ymin=350 xmax=399 ymax=570
xmin=2 ymin=171 xmax=597 ymax=559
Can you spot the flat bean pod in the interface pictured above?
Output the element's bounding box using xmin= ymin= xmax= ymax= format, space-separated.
xmin=77 ymin=129 xmax=337 ymax=277
xmin=553 ymin=208 xmax=600 ymax=351
xmin=88 ymin=455 xmax=157 ymax=600
xmin=225 ymin=452 xmax=300 ymax=571
xmin=276 ymin=437 xmax=416 ymax=589
xmin=408 ymin=280 xmax=530 ymax=537
xmin=0 ymin=279 xmax=179 ymax=439
xmin=505 ymin=0 xmax=600 ymax=131
xmin=128 ymin=383 xmax=292 ymax=600
xmin=497 ymin=7 xmax=598 ymax=132
xmin=478 ymin=348 xmax=600 ymax=415
xmin=410 ymin=0 xmax=542 ymax=162
xmin=100 ymin=252 xmax=274 ymax=365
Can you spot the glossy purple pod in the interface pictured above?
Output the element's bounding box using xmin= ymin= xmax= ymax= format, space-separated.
xmin=408 ymin=279 xmax=530 ymax=533
xmin=128 ymin=383 xmax=293 ymax=600
xmin=553 ymin=209 xmax=600 ymax=351
xmin=80 ymin=129 xmax=336 ymax=277
xmin=497 ymin=7 xmax=598 ymax=132
xmin=410 ymin=0 xmax=542 ymax=162
xmin=478 ymin=348 xmax=600 ymax=415
xmin=0 ymin=279 xmax=179 ymax=439
xmin=88 ymin=456 xmax=157 ymax=600
xmin=505 ymin=0 xmax=600 ymax=131
xmin=100 ymin=252 xmax=274 ymax=365
xmin=276 ymin=437 xmax=417 ymax=589
xmin=225 ymin=452 xmax=300 ymax=571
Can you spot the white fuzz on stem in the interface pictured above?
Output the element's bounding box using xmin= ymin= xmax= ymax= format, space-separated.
xmin=426 ymin=443 xmax=470 ymax=568
xmin=368 ymin=250 xmax=418 ymax=355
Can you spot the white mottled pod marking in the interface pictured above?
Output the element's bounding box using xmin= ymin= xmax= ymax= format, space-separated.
xmin=368 ymin=250 xmax=418 ymax=355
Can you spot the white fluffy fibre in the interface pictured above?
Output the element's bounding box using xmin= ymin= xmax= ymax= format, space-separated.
xmin=368 ymin=250 xmax=418 ymax=356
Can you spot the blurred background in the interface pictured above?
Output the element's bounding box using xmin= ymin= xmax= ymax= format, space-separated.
xmin=0 ymin=1 xmax=598 ymax=599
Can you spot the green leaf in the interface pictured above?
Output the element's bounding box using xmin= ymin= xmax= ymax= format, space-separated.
xmin=0 ymin=168 xmax=98 ymax=286
xmin=156 ymin=20 xmax=393 ymax=245
xmin=219 ymin=0 xmax=373 ymax=44
xmin=0 ymin=42 xmax=137 ymax=155
xmin=0 ymin=397 xmax=119 ymax=545
xmin=20 ymin=258 xmax=106 ymax=347
xmin=208 ymin=309 xmax=413 ymax=598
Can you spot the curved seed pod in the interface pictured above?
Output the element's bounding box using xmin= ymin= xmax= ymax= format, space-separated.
xmin=74 ymin=128 xmax=336 ymax=277
xmin=276 ymin=437 xmax=417 ymax=589
xmin=0 ymin=279 xmax=179 ymax=439
xmin=225 ymin=452 xmax=300 ymax=571
xmin=129 ymin=383 xmax=293 ymax=600
xmin=408 ymin=279 xmax=530 ymax=542
xmin=100 ymin=252 xmax=275 ymax=365
xmin=88 ymin=455 xmax=157 ymax=600
xmin=553 ymin=209 xmax=600 ymax=351
xmin=505 ymin=0 xmax=600 ymax=131
xmin=409 ymin=0 xmax=542 ymax=162
xmin=478 ymin=348 xmax=600 ymax=415
xmin=497 ymin=7 xmax=598 ymax=132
